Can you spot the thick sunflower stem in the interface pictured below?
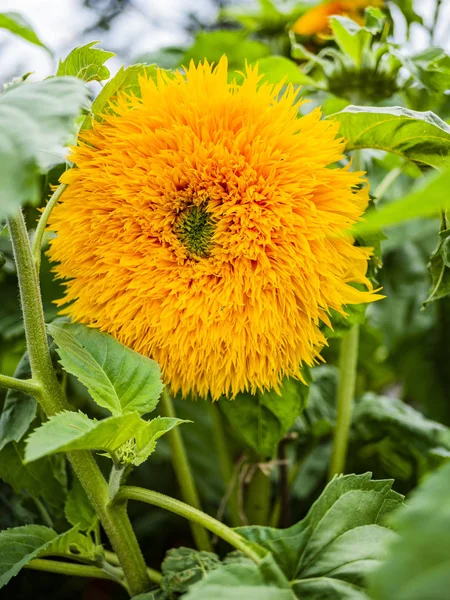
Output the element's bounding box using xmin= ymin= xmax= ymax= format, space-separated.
xmin=207 ymin=402 xmax=241 ymax=527
xmin=328 ymin=324 xmax=360 ymax=479
xmin=7 ymin=211 xmax=151 ymax=597
xmin=245 ymin=467 xmax=271 ymax=526
xmin=160 ymin=388 xmax=212 ymax=552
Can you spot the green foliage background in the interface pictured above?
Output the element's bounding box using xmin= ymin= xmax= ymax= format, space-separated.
xmin=1 ymin=1 xmax=450 ymax=599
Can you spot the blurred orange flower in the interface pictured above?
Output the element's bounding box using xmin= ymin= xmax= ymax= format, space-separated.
xmin=292 ymin=0 xmax=384 ymax=36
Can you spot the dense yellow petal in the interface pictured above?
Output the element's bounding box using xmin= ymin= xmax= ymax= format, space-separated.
xmin=48 ymin=57 xmax=380 ymax=400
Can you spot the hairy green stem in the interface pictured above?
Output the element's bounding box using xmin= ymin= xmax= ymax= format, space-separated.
xmin=32 ymin=183 xmax=67 ymax=273
xmin=25 ymin=558 xmax=126 ymax=588
xmin=160 ymin=388 xmax=212 ymax=552
xmin=207 ymin=402 xmax=241 ymax=527
xmin=0 ymin=374 xmax=41 ymax=396
xmin=7 ymin=211 xmax=150 ymax=596
xmin=328 ymin=325 xmax=360 ymax=479
xmin=116 ymin=486 xmax=262 ymax=564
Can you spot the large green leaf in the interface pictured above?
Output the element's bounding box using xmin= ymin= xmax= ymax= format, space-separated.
xmin=351 ymin=394 xmax=450 ymax=481
xmin=353 ymin=168 xmax=450 ymax=236
xmin=0 ymin=12 xmax=49 ymax=51
xmin=330 ymin=106 xmax=450 ymax=170
xmin=220 ymin=377 xmax=310 ymax=459
xmin=0 ymin=525 xmax=56 ymax=588
xmin=80 ymin=64 xmax=159 ymax=130
xmin=184 ymin=554 xmax=292 ymax=600
xmin=238 ymin=473 xmax=402 ymax=597
xmin=292 ymin=578 xmax=370 ymax=599
xmin=0 ymin=524 xmax=99 ymax=589
xmin=369 ymin=462 xmax=450 ymax=600
xmin=0 ymin=439 xmax=67 ymax=512
xmin=0 ymin=352 xmax=36 ymax=452
xmin=47 ymin=321 xmax=163 ymax=416
xmin=24 ymin=410 xmax=144 ymax=462
xmin=57 ymin=41 xmax=115 ymax=82
xmin=401 ymin=47 xmax=450 ymax=93
xmin=0 ymin=77 xmax=89 ymax=219
xmin=253 ymin=56 xmax=316 ymax=85
xmin=64 ymin=478 xmax=98 ymax=533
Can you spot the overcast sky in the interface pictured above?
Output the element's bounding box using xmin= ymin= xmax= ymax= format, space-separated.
xmin=0 ymin=0 xmax=449 ymax=83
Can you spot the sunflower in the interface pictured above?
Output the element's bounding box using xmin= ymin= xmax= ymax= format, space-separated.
xmin=292 ymin=0 xmax=384 ymax=37
xmin=48 ymin=57 xmax=379 ymax=400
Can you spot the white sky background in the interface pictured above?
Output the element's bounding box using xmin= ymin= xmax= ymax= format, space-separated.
xmin=0 ymin=0 xmax=449 ymax=83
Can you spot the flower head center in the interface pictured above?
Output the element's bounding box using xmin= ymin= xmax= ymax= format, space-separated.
xmin=175 ymin=203 xmax=215 ymax=259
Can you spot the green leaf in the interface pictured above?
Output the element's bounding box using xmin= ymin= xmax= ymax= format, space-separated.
xmin=161 ymin=547 xmax=221 ymax=596
xmin=302 ymin=366 xmax=338 ymax=439
xmin=133 ymin=416 xmax=187 ymax=466
xmin=47 ymin=321 xmax=163 ymax=416
xmin=183 ymin=31 xmax=270 ymax=72
xmin=254 ymin=56 xmax=317 ymax=86
xmin=369 ymin=461 xmax=450 ymax=600
xmin=183 ymin=554 xmax=292 ymax=600
xmin=65 ymin=478 xmax=98 ymax=533
xmin=0 ymin=12 xmax=49 ymax=51
xmin=0 ymin=77 xmax=89 ymax=219
xmin=237 ymin=473 xmax=403 ymax=592
xmin=24 ymin=411 xmax=145 ymax=462
xmin=220 ymin=376 xmax=310 ymax=459
xmin=400 ymin=47 xmax=450 ymax=93
xmin=40 ymin=526 xmax=99 ymax=562
xmin=364 ymin=7 xmax=386 ymax=33
xmin=424 ymin=225 xmax=450 ymax=306
xmin=0 ymin=440 xmax=67 ymax=512
xmin=330 ymin=106 xmax=450 ymax=170
xmin=330 ymin=17 xmax=372 ymax=68
xmin=56 ymin=41 xmax=115 ymax=82
xmin=0 ymin=525 xmax=56 ymax=588
xmin=80 ymin=64 xmax=159 ymax=131
xmin=0 ymin=352 xmax=36 ymax=452
xmin=351 ymin=394 xmax=450 ymax=481
xmin=353 ymin=169 xmax=450 ymax=235
xmin=0 ymin=524 xmax=99 ymax=589
xmin=292 ymin=578 xmax=370 ymax=599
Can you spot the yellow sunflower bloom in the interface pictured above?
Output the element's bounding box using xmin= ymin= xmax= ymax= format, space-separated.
xmin=48 ymin=57 xmax=379 ymax=400
xmin=292 ymin=0 xmax=384 ymax=36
